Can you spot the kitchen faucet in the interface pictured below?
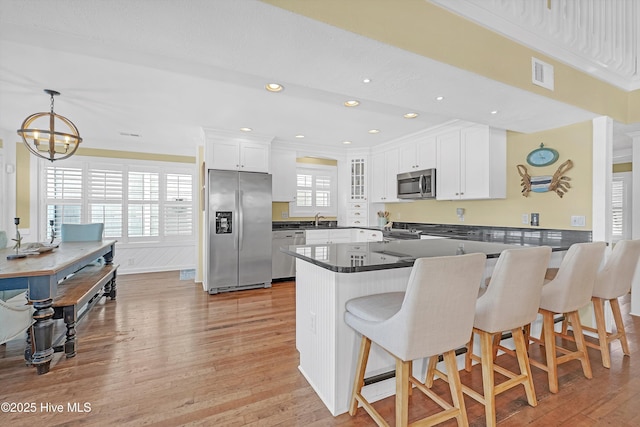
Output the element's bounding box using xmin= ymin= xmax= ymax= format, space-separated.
xmin=314 ymin=213 xmax=325 ymax=227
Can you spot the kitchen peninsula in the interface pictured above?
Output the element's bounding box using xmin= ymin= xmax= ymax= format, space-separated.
xmin=283 ymin=238 xmax=570 ymax=416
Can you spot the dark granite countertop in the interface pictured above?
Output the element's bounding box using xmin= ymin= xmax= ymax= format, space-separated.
xmin=273 ymin=221 xmax=591 ymax=246
xmin=282 ymin=238 xmax=571 ymax=273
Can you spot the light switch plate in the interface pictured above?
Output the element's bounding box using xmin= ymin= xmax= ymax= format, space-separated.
xmin=521 ymin=214 xmax=529 ymax=224
xmin=571 ymin=215 xmax=586 ymax=227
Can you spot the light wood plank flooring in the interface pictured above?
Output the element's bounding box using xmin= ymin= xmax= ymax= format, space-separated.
xmin=2 ymin=271 xmax=640 ymax=426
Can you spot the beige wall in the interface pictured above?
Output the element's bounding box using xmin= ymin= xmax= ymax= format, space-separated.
xmin=387 ymin=121 xmax=593 ymax=230
xmin=16 ymin=143 xmax=30 ymax=227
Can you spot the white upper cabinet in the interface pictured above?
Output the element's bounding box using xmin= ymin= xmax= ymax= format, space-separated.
xmin=271 ymin=148 xmax=296 ymax=202
xmin=398 ymin=136 xmax=437 ymax=173
xmin=349 ymin=156 xmax=367 ymax=201
xmin=370 ymin=148 xmax=400 ymax=203
xmin=203 ymin=128 xmax=271 ymax=173
xmin=436 ymin=124 xmax=506 ymax=200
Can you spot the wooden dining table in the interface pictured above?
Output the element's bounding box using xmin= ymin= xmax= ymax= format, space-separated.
xmin=0 ymin=240 xmax=116 ymax=374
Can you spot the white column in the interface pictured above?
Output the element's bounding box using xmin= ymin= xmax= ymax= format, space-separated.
xmin=630 ymin=131 xmax=640 ymax=316
xmin=592 ymin=116 xmax=612 ymax=243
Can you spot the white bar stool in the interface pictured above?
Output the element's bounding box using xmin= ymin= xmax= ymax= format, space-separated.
xmin=454 ymin=246 xmax=551 ymax=427
xmin=529 ymin=241 xmax=606 ymax=393
xmin=563 ymin=239 xmax=640 ymax=368
xmin=345 ymin=253 xmax=486 ymax=427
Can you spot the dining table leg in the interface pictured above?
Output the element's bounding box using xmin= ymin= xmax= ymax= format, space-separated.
xmin=30 ymin=299 xmax=55 ymax=374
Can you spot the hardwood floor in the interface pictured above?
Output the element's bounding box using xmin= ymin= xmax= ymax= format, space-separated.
xmin=2 ymin=271 xmax=640 ymax=426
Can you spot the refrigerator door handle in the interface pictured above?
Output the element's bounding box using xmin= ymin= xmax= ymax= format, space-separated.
xmin=238 ymin=189 xmax=244 ymax=251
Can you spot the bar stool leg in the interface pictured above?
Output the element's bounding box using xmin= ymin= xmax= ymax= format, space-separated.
xmin=479 ymin=331 xmax=496 ymax=427
xmin=349 ymin=336 xmax=371 ymax=415
xmin=593 ymin=297 xmax=611 ymax=369
xmin=396 ymin=358 xmax=410 ymax=427
xmin=465 ymin=333 xmax=474 ymax=372
xmin=610 ymin=298 xmax=630 ymax=356
xmin=512 ymin=327 xmax=537 ymax=407
xmin=541 ymin=309 xmax=559 ymax=393
xmin=425 ymin=356 xmax=438 ymax=387
xmin=567 ymin=310 xmax=592 ymax=379
xmin=443 ymin=350 xmax=469 ymax=427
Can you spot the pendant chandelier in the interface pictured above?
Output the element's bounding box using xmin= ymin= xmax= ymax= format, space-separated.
xmin=17 ymin=89 xmax=82 ymax=162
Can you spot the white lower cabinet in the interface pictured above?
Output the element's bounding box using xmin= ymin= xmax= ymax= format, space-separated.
xmin=352 ymin=229 xmax=383 ymax=242
xmin=305 ymin=229 xmax=350 ymax=244
xmin=305 ymin=229 xmax=382 ymax=244
xmin=346 ymin=202 xmax=368 ymax=227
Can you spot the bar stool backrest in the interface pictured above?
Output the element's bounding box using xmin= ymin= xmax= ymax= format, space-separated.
xmin=593 ymin=240 xmax=640 ymax=300
xmin=475 ymin=246 xmax=552 ymax=333
xmin=346 ymin=253 xmax=486 ymax=361
xmin=541 ymin=242 xmax=606 ymax=313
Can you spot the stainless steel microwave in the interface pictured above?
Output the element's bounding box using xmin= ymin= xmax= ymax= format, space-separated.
xmin=397 ymin=169 xmax=436 ymax=199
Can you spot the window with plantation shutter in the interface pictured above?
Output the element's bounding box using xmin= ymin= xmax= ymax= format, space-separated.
xmin=41 ymin=158 xmax=194 ymax=243
xmin=128 ymin=171 xmax=159 ymax=237
xmin=89 ymin=168 xmax=123 ymax=238
xmin=45 ymin=165 xmax=83 ymax=236
xmin=165 ymin=174 xmax=193 ymax=236
xmin=612 ymin=172 xmax=631 ymax=242
xmin=290 ymin=164 xmax=337 ymax=217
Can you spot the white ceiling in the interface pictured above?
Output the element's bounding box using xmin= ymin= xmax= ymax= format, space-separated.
xmin=0 ymin=0 xmax=632 ymax=156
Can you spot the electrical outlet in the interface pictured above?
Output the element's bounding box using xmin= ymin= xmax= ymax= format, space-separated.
xmin=128 ymin=258 xmax=135 ymax=266
xmin=281 ymin=211 xmax=289 ymax=219
xmin=310 ymin=311 xmax=316 ymax=334
xmin=521 ymin=214 xmax=529 ymax=224
xmin=571 ymin=215 xmax=586 ymax=227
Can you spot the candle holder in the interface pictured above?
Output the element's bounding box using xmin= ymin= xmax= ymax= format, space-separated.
xmin=7 ymin=217 xmax=27 ymax=260
xmin=49 ymin=219 xmax=55 ymax=244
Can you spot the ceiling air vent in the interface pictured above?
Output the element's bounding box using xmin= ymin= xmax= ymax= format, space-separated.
xmin=531 ymin=57 xmax=554 ymax=91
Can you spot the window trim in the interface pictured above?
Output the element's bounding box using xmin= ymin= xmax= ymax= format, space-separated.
xmin=289 ymin=163 xmax=338 ymax=217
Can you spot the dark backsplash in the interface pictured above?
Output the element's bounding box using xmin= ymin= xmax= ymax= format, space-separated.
xmin=391 ymin=222 xmax=592 ymax=247
xmin=272 ymin=220 xmax=338 ymax=229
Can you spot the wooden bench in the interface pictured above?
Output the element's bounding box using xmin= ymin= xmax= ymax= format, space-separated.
xmin=52 ymin=263 xmax=119 ymax=358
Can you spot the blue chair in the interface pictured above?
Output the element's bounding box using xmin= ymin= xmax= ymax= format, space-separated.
xmin=61 ymin=223 xmax=104 ymax=242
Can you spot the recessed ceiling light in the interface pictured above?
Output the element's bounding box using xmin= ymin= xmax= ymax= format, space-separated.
xmin=363 ymin=78 xmax=371 ymax=83
xmin=368 ymin=129 xmax=380 ymax=134
xmin=435 ymin=96 xmax=444 ymax=101
xmin=344 ymin=100 xmax=360 ymax=107
xmin=490 ymin=110 xmax=498 ymax=115
xmin=342 ymin=140 xmax=352 ymax=145
xmin=240 ymin=127 xmax=252 ymax=132
xmin=295 ymin=134 xmax=305 ymax=139
xmin=403 ymin=112 xmax=419 ymax=119
xmin=265 ymin=83 xmax=284 ymax=92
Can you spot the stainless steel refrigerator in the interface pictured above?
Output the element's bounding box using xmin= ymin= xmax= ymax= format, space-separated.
xmin=207 ymin=170 xmax=272 ymax=294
